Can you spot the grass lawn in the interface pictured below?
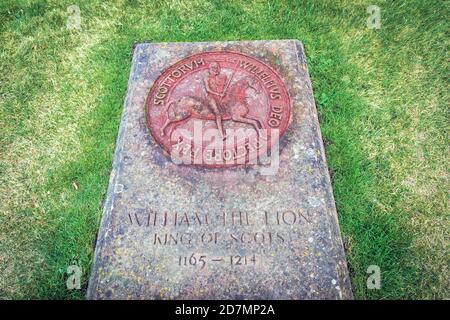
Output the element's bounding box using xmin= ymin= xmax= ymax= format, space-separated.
xmin=0 ymin=0 xmax=448 ymax=299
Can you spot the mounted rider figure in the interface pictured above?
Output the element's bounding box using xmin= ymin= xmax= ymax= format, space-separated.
xmin=203 ymin=62 xmax=230 ymax=139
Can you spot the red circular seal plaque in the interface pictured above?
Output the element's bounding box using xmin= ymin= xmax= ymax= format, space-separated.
xmin=146 ymin=51 xmax=291 ymax=167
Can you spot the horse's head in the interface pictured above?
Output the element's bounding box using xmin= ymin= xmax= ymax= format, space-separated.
xmin=225 ymin=76 xmax=261 ymax=106
xmin=240 ymin=76 xmax=261 ymax=95
xmin=231 ymin=76 xmax=261 ymax=98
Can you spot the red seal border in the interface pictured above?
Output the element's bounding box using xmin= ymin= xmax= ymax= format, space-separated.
xmin=145 ymin=50 xmax=292 ymax=167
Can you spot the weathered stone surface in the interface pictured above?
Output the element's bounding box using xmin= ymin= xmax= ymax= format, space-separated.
xmin=87 ymin=40 xmax=353 ymax=300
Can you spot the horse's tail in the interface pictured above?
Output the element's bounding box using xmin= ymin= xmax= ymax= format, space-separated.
xmin=165 ymin=100 xmax=176 ymax=119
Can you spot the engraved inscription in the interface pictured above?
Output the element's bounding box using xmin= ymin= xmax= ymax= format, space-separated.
xmin=126 ymin=209 xmax=313 ymax=269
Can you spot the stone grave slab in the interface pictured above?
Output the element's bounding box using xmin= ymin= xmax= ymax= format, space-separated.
xmin=87 ymin=40 xmax=353 ymax=299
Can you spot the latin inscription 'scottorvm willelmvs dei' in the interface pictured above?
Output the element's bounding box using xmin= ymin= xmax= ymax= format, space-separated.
xmin=87 ymin=40 xmax=353 ymax=300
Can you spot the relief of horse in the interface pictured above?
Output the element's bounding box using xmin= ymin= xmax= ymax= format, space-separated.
xmin=159 ymin=76 xmax=263 ymax=138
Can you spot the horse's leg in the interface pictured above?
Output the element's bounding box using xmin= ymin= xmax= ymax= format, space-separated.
xmin=209 ymin=98 xmax=225 ymax=139
xmin=231 ymin=115 xmax=261 ymax=136
xmin=166 ymin=116 xmax=191 ymax=139
xmin=161 ymin=118 xmax=187 ymax=137
xmin=216 ymin=115 xmax=225 ymax=139
xmin=160 ymin=118 xmax=172 ymax=136
xmin=161 ymin=112 xmax=191 ymax=137
xmin=244 ymin=114 xmax=263 ymax=129
xmin=243 ymin=115 xmax=267 ymax=141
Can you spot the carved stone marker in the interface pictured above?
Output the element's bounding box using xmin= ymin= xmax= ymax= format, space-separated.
xmin=87 ymin=40 xmax=353 ymax=299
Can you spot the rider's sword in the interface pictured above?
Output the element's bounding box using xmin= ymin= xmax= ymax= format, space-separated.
xmin=219 ymin=60 xmax=239 ymax=104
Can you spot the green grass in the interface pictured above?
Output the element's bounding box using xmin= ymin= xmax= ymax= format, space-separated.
xmin=0 ymin=0 xmax=448 ymax=299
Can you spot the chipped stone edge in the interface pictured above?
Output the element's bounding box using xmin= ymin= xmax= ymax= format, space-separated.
xmin=292 ymin=39 xmax=353 ymax=299
xmin=139 ymin=39 xmax=300 ymax=46
xmin=86 ymin=44 xmax=142 ymax=299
